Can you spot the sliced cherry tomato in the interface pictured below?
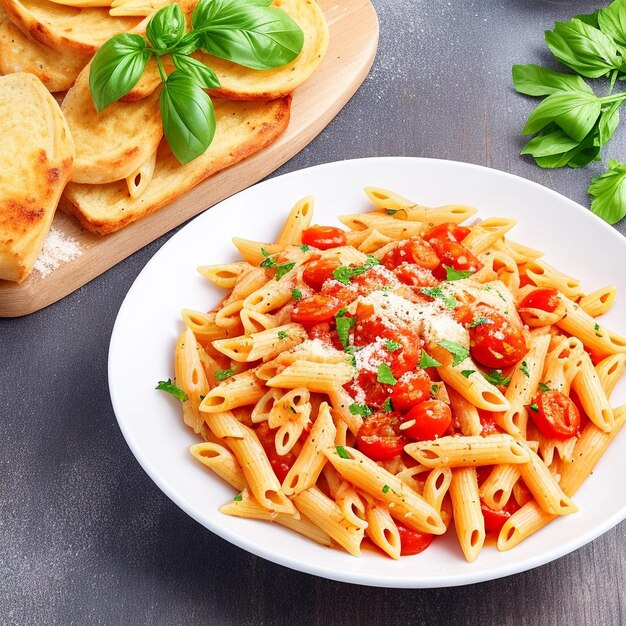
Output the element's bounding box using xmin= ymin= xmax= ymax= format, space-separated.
xmin=530 ymin=390 xmax=581 ymax=440
xmin=291 ymin=294 xmax=342 ymax=324
xmin=481 ymin=500 xmax=520 ymax=534
xmin=478 ymin=409 xmax=499 ymax=436
xmin=345 ymin=372 xmax=390 ymax=410
xmin=468 ymin=305 xmax=527 ymax=369
xmin=396 ymin=523 xmax=434 ymax=556
xmin=256 ymin=422 xmax=296 ymax=483
xmin=394 ymin=263 xmax=438 ymax=287
xmin=519 ymin=288 xmax=560 ymax=313
xmin=381 ymin=237 xmax=439 ymax=270
xmin=454 ymin=305 xmax=474 ymax=325
xmin=430 ymin=240 xmax=483 ymax=275
xmin=401 ymin=400 xmax=452 ymax=441
xmin=302 ymin=258 xmax=340 ymax=291
xmin=301 ymin=225 xmax=347 ymax=250
xmin=390 ymin=369 xmax=432 ymax=413
xmin=423 ymin=222 xmax=470 ymax=244
xmin=356 ymin=412 xmax=407 ymax=461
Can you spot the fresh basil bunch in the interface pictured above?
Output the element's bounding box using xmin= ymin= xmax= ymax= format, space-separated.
xmin=89 ymin=0 xmax=304 ymax=164
xmin=513 ymin=0 xmax=626 ymax=223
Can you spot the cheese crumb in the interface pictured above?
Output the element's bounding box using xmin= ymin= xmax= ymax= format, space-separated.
xmin=33 ymin=226 xmax=82 ymax=278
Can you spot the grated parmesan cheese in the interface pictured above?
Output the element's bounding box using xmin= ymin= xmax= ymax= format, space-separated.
xmin=33 ymin=226 xmax=82 ymax=278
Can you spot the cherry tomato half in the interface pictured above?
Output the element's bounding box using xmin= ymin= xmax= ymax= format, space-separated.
xmin=356 ymin=412 xmax=407 ymax=461
xmin=381 ymin=237 xmax=439 ymax=270
xmin=291 ymin=294 xmax=342 ymax=324
xmin=256 ymin=422 xmax=296 ymax=483
xmin=430 ymin=240 xmax=483 ymax=275
xmin=519 ymin=288 xmax=560 ymax=313
xmin=396 ymin=523 xmax=434 ymax=556
xmin=401 ymin=400 xmax=452 ymax=441
xmin=530 ymin=390 xmax=581 ymax=440
xmin=481 ymin=500 xmax=520 ymax=534
xmin=393 ymin=264 xmax=439 ymax=287
xmin=302 ymin=257 xmax=340 ymax=291
xmin=423 ymin=222 xmax=471 ymax=244
xmin=469 ymin=305 xmax=527 ymax=369
xmin=302 ymin=225 xmax=347 ymax=250
xmin=390 ymin=369 xmax=432 ymax=413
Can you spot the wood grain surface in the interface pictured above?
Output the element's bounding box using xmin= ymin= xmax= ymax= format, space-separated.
xmin=0 ymin=0 xmax=378 ymax=317
xmin=0 ymin=1 xmax=624 ymax=624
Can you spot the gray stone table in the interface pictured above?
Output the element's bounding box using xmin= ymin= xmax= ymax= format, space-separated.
xmin=1 ymin=1 xmax=624 ymax=624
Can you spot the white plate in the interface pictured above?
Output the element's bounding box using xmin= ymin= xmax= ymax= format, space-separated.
xmin=108 ymin=157 xmax=626 ymax=588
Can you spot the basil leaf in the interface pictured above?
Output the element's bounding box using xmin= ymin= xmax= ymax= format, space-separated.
xmin=215 ymin=365 xmax=237 ymax=381
xmin=160 ymin=71 xmax=216 ymax=164
xmin=588 ymin=159 xmax=626 ymax=224
xmin=598 ymin=0 xmax=626 ymax=48
xmin=172 ymin=54 xmax=221 ymax=89
xmin=522 ymin=91 xmax=601 ymax=142
xmin=419 ymin=350 xmax=441 ymax=369
xmin=336 ymin=445 xmax=351 ymax=459
xmin=598 ymin=101 xmax=621 ymax=146
xmin=512 ymin=64 xmax=593 ymax=96
xmin=444 ymin=266 xmax=473 ymax=281
xmin=192 ymin=0 xmax=304 ymax=70
xmin=176 ymin=31 xmax=203 ymax=56
xmin=482 ymin=370 xmax=510 ymax=387
xmin=575 ymin=11 xmax=600 ymax=29
xmin=146 ymin=3 xmax=186 ymax=51
xmin=438 ymin=340 xmax=469 ymax=367
xmin=335 ymin=311 xmax=356 ymax=349
xmin=377 ymin=364 xmax=397 ymax=385
xmin=89 ymin=34 xmax=150 ymax=112
xmin=349 ymin=403 xmax=372 ymax=417
xmin=521 ymin=127 xmax=581 ymax=158
xmin=545 ymin=19 xmax=621 ymax=78
xmin=156 ymin=379 xmax=188 ymax=402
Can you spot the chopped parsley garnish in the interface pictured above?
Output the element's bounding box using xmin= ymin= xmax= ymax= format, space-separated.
xmin=299 ymin=244 xmax=310 ymax=252
xmin=520 ymin=361 xmax=530 ymax=377
xmin=382 ymin=484 xmax=390 ymax=494
xmin=461 ymin=369 xmax=475 ymax=379
xmin=386 ymin=209 xmax=399 ymax=215
xmin=215 ymin=366 xmax=237 ymax=381
xmin=419 ymin=350 xmax=442 ymax=369
xmin=538 ymin=382 xmax=550 ymax=392
xmin=291 ymin=288 xmax=302 ymax=300
xmin=594 ymin=323 xmax=601 ymax=336
xmin=349 ymin=403 xmax=372 ymax=417
xmin=420 ymin=286 xmax=457 ymax=309
xmin=377 ymin=363 xmax=397 ymax=385
xmin=430 ymin=383 xmax=439 ymax=398
xmin=444 ymin=265 xmax=473 ymax=281
xmin=259 ymin=249 xmax=295 ymax=280
xmin=335 ymin=309 xmax=357 ymax=348
xmin=385 ymin=339 xmax=401 ymax=352
xmin=155 ymin=379 xmax=188 ymax=402
xmin=468 ymin=317 xmax=489 ymax=328
xmin=275 ymin=262 xmax=295 ymax=280
xmin=277 ymin=330 xmax=289 ymax=340
xmin=332 ymin=255 xmax=380 ymax=285
xmin=336 ymin=445 xmax=351 ymax=459
xmin=483 ymin=369 xmax=511 ymax=387
xmin=529 ymin=403 xmax=539 ymax=412
xmin=438 ymin=340 xmax=469 ymax=367
xmin=345 ymin=345 xmax=359 ymax=368
xmin=382 ymin=397 xmax=394 ymax=412
xmin=233 ymin=493 xmax=243 ymax=502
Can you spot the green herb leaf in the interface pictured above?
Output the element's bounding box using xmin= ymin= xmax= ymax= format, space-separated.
xmin=588 ymin=158 xmax=626 ymax=224
xmin=349 ymin=403 xmax=372 ymax=417
xmin=89 ymin=34 xmax=151 ymax=112
xmin=468 ymin=317 xmax=489 ymax=328
xmin=215 ymin=365 xmax=237 ymax=381
xmin=461 ymin=369 xmax=475 ymax=379
xmin=386 ymin=209 xmax=399 ymax=215
xmin=522 ymin=91 xmax=602 ymax=142
xmin=444 ymin=266 xmax=473 ymax=281
xmin=598 ymin=101 xmax=621 ymax=146
xmin=512 ymin=64 xmax=593 ymax=96
xmin=332 ymin=256 xmax=380 ymax=285
xmin=482 ymin=369 xmax=511 ymax=387
xmin=529 ymin=403 xmax=539 ymax=412
xmin=156 ymin=378 xmax=189 ymax=402
xmin=299 ymin=244 xmax=310 ymax=252
xmin=336 ymin=445 xmax=351 ymax=459
xmin=233 ymin=492 xmax=243 ymax=502
xmin=277 ymin=330 xmax=288 ymax=340
xmin=598 ymin=0 xmax=626 ymax=48
xmin=520 ymin=126 xmax=581 ymax=158
xmin=538 ymin=382 xmax=551 ymax=392
xmin=430 ymin=383 xmax=439 ymax=398
xmin=385 ymin=339 xmax=401 ymax=352
xmin=545 ymin=19 xmax=621 ymax=78
xmin=382 ymin=484 xmax=390 ymax=494
xmin=192 ymin=0 xmax=304 ymax=70
xmin=275 ymin=261 xmax=295 ymax=280
xmin=377 ymin=363 xmax=397 ymax=385
xmin=160 ymin=71 xmax=216 ymax=164
xmin=171 ymin=53 xmax=221 ymax=88
xmin=382 ymin=397 xmax=394 ymax=412
xmin=419 ymin=350 xmax=442 ymax=369
xmin=520 ymin=361 xmax=530 ymax=377
xmin=420 ymin=286 xmax=457 ymax=309
xmin=438 ymin=340 xmax=469 ymax=367
xmin=291 ymin=288 xmax=302 ymax=300
xmin=146 ymin=3 xmax=186 ymax=50
xmin=335 ymin=310 xmax=356 ymax=348
xmin=345 ymin=345 xmax=358 ymax=368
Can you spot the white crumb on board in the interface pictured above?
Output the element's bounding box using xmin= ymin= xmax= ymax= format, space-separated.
xmin=33 ymin=226 xmax=82 ymax=278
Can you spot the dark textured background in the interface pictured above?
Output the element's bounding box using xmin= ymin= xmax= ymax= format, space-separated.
xmin=1 ymin=1 xmax=625 ymax=624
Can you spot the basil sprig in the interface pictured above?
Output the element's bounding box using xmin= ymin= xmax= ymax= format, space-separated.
xmin=89 ymin=0 xmax=303 ymax=164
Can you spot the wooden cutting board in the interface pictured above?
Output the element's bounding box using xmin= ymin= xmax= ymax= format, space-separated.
xmin=0 ymin=0 xmax=378 ymax=317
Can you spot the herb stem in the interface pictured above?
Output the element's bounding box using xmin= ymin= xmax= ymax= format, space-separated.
xmin=608 ymin=69 xmax=619 ymax=95
xmin=155 ymin=55 xmax=168 ymax=83
xmin=599 ymin=92 xmax=626 ymax=104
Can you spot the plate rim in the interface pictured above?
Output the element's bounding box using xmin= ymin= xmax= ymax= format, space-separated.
xmin=108 ymin=156 xmax=626 ymax=588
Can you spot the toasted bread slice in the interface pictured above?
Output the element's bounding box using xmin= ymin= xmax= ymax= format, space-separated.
xmin=0 ymin=5 xmax=89 ymax=92
xmin=61 ymin=96 xmax=291 ymax=234
xmin=62 ymin=63 xmax=163 ymax=184
xmin=1 ymin=0 xmax=142 ymax=55
xmin=0 ymin=72 xmax=74 ymax=282
xmin=119 ymin=0 xmax=328 ymax=102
